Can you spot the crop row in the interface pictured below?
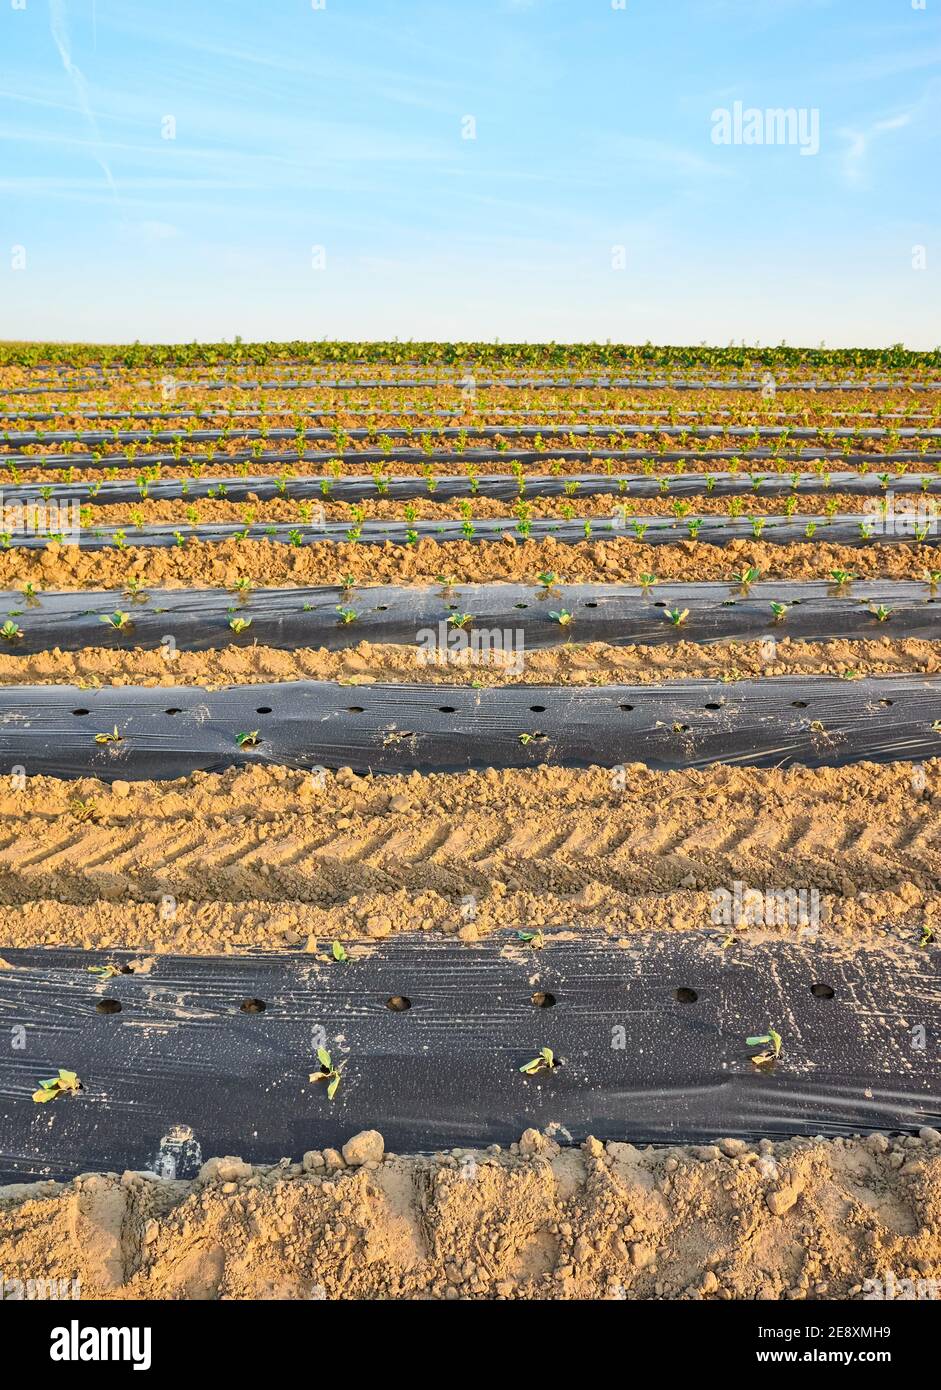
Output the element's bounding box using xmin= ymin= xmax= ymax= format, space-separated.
xmin=0 ymin=579 xmax=937 ymax=654
xmin=0 ymin=675 xmax=938 ymax=779
xmin=6 ymin=513 xmax=939 ymax=550
xmin=3 ymin=339 xmax=940 ymax=368
xmin=4 ymin=934 xmax=934 ymax=1176
xmin=5 ymin=469 xmax=941 ymax=508
xmin=7 ymin=419 xmax=939 ymax=447
xmin=9 ymin=453 xmax=939 ymax=486
xmin=4 ymin=405 xmax=939 ymax=425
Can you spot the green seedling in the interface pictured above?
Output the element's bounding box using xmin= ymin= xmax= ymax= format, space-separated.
xmin=770 ymin=601 xmax=788 ymax=622
xmin=549 ymin=609 xmax=572 ymax=626
xmin=87 ymin=963 xmax=122 ymax=980
xmin=920 ymin=926 xmax=934 ymax=949
xmin=870 ymin=605 xmax=891 ymax=622
xmin=230 ymin=579 xmax=252 ymax=598
xmin=448 ymin=612 xmax=473 ymax=628
xmin=310 ymin=1047 xmax=345 ymax=1101
xmin=229 ymin=616 xmax=252 ymax=633
xmin=830 ymin=569 xmax=855 ymax=586
xmin=515 ymin=930 xmax=545 ymax=949
xmin=733 ymin=567 xmax=760 ymax=587
xmin=537 ymin=571 xmax=559 ymax=588
xmin=336 ymin=606 xmax=358 ymax=625
xmin=746 ymin=1027 xmax=782 ymax=1067
xmin=100 ymin=611 xmax=132 ymax=631
xmin=32 ymin=1068 xmax=82 ymax=1104
xmin=664 ymin=607 xmax=689 ymax=626
xmin=94 ymin=726 xmax=123 ymax=745
xmin=0 ymin=620 xmax=23 ymax=642
xmin=520 ymin=1047 xmax=556 ymax=1076
xmin=236 ymin=730 xmax=260 ymax=748
xmin=639 ymin=573 xmax=657 ymax=589
xmin=332 ymin=940 xmax=348 ymax=963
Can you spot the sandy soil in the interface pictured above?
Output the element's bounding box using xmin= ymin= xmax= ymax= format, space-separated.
xmin=2 ymin=1129 xmax=940 ymax=1300
xmin=0 ymin=635 xmax=938 ymax=689
xmin=0 ymin=759 xmax=935 ymax=953
xmin=2 ymin=536 xmax=940 ymax=592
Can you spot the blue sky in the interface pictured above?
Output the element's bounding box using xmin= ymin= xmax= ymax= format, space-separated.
xmin=0 ymin=0 xmax=939 ymax=345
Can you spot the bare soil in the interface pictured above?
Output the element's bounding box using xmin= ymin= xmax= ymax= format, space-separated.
xmin=0 ymin=634 xmax=938 ymax=688
xmin=2 ymin=535 xmax=940 ymax=592
xmin=2 ymin=1129 xmax=940 ymax=1300
xmin=0 ymin=760 xmax=935 ymax=953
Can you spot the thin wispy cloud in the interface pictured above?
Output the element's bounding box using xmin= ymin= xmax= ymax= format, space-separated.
xmin=839 ymin=110 xmax=913 ymax=188
xmin=47 ymin=0 xmax=119 ymax=203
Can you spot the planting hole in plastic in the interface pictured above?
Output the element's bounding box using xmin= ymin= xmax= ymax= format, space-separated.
xmin=811 ymin=983 xmax=835 ymax=999
xmin=95 ymin=999 xmax=122 ymax=1015
xmin=674 ymin=987 xmax=698 ymax=1004
xmin=256 ymin=706 xmax=272 ymax=714
xmin=531 ymin=991 xmax=556 ymax=1008
xmin=72 ymin=708 xmax=89 ymax=717
xmin=240 ymin=998 xmax=266 ymax=1013
xmin=386 ymin=995 xmax=411 ymax=1012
